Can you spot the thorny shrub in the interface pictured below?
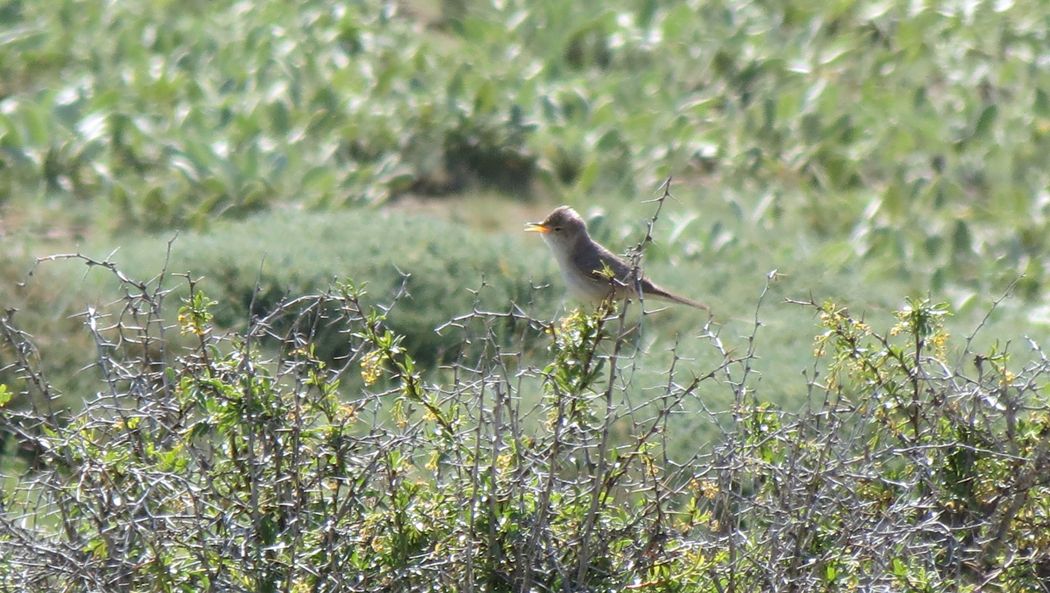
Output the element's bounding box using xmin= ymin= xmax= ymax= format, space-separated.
xmin=0 ymin=256 xmax=1048 ymax=593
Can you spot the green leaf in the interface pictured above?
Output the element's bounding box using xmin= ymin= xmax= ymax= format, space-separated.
xmin=973 ymin=104 xmax=998 ymax=138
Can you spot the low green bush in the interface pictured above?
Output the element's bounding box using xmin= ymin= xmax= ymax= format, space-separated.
xmin=0 ymin=208 xmax=561 ymax=415
xmin=108 ymin=208 xmax=562 ymax=364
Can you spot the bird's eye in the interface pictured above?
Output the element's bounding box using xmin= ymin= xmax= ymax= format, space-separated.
xmin=554 ymin=226 xmax=562 ymax=232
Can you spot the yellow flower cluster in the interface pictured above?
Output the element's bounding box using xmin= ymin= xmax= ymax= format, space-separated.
xmin=360 ymin=349 xmax=385 ymax=386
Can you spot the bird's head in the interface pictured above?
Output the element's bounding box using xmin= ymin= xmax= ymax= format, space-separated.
xmin=524 ymin=206 xmax=588 ymax=252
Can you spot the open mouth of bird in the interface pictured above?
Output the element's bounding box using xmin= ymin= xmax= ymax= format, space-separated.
xmin=524 ymin=222 xmax=550 ymax=234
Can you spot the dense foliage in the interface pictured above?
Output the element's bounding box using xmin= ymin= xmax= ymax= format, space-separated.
xmin=1 ymin=264 xmax=1048 ymax=591
xmin=2 ymin=0 xmax=1047 ymax=289
xmin=1 ymin=1 xmax=1048 ymax=589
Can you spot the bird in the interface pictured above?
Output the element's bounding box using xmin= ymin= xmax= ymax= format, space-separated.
xmin=525 ymin=205 xmax=708 ymax=310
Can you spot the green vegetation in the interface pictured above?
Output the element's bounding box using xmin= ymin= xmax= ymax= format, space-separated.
xmin=3 ymin=0 xmax=1047 ymax=253
xmin=2 ymin=280 xmax=1048 ymax=590
xmin=1 ymin=0 xmax=1049 ymax=588
xmin=2 ymin=0 xmax=1047 ymax=384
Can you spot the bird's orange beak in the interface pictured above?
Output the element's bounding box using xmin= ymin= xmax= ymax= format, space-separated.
xmin=524 ymin=222 xmax=550 ymax=234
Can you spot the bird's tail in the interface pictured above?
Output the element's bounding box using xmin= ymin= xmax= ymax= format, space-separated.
xmin=646 ymin=284 xmax=710 ymax=312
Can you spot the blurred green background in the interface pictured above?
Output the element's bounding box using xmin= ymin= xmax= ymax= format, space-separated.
xmin=1 ymin=0 xmax=1048 ymax=437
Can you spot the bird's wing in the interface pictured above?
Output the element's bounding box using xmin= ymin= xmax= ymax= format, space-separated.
xmin=573 ymin=240 xmax=637 ymax=284
xmin=577 ymin=240 xmax=710 ymax=310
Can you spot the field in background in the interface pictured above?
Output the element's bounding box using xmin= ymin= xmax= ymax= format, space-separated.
xmin=1 ymin=0 xmax=1049 ymax=429
xmin=3 ymin=1 xmax=1050 ymax=589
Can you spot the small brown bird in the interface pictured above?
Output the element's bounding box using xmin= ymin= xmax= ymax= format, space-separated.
xmin=525 ymin=206 xmax=708 ymax=310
